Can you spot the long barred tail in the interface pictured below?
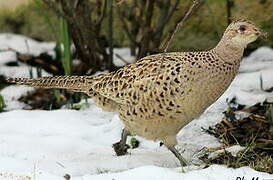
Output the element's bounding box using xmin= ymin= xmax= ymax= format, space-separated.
xmin=6 ymin=76 xmax=92 ymax=92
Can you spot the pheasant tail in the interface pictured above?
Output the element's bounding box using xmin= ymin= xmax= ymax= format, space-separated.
xmin=6 ymin=76 xmax=91 ymax=92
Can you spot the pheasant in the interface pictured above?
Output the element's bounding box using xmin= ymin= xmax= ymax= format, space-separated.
xmin=6 ymin=20 xmax=262 ymax=166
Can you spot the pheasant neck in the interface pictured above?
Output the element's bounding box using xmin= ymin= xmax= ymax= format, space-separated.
xmin=212 ymin=36 xmax=245 ymax=65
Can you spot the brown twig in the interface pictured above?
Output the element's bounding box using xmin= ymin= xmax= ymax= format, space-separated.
xmin=160 ymin=0 xmax=200 ymax=52
xmin=222 ymin=118 xmax=234 ymax=128
xmin=115 ymin=53 xmax=131 ymax=65
xmin=154 ymin=0 xmax=180 ymax=39
xmin=107 ymin=0 xmax=115 ymax=71
xmin=137 ymin=0 xmax=156 ymax=59
xmin=226 ymin=0 xmax=233 ymax=25
xmin=41 ymin=0 xmax=67 ymax=19
xmin=117 ymin=8 xmax=139 ymax=46
xmin=96 ymin=0 xmax=107 ymax=26
xmin=73 ymin=0 xmax=80 ymax=9
xmin=115 ymin=0 xmax=127 ymax=6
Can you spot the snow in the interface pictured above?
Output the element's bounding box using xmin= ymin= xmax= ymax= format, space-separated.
xmin=208 ymin=145 xmax=245 ymax=158
xmin=0 ymin=34 xmax=55 ymax=57
xmin=83 ymin=165 xmax=272 ymax=180
xmin=0 ymin=33 xmax=273 ymax=179
xmin=239 ymin=46 xmax=273 ymax=73
xmin=0 ymin=33 xmax=52 ymax=80
xmin=112 ymin=48 xmax=136 ymax=67
xmin=0 ymin=86 xmax=34 ymax=110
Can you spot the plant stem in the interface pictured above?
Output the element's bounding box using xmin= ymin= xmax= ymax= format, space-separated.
xmin=60 ymin=17 xmax=72 ymax=75
xmin=107 ymin=0 xmax=114 ymax=70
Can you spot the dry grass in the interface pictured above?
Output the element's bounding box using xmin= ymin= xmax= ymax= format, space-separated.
xmin=201 ymin=144 xmax=273 ymax=174
xmin=201 ymin=99 xmax=273 ymax=173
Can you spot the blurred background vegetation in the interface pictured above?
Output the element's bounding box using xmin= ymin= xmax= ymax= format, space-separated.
xmin=0 ymin=0 xmax=272 ymax=52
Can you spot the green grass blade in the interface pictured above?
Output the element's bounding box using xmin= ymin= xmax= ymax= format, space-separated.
xmin=59 ymin=17 xmax=72 ymax=75
xmin=0 ymin=95 xmax=6 ymax=112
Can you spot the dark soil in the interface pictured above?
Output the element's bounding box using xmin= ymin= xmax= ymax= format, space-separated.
xmin=18 ymin=88 xmax=85 ymax=110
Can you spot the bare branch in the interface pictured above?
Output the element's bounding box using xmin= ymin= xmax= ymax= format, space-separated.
xmin=115 ymin=0 xmax=127 ymax=6
xmin=166 ymin=0 xmax=180 ymax=23
xmin=74 ymin=0 xmax=80 ymax=9
xmin=115 ymin=53 xmax=131 ymax=65
xmin=144 ymin=0 xmax=155 ymax=28
xmin=226 ymin=0 xmax=233 ymax=25
xmin=160 ymin=0 xmax=200 ymax=52
xmin=154 ymin=0 xmax=180 ymax=37
xmin=117 ymin=8 xmax=139 ymax=46
xmin=96 ymin=0 xmax=107 ymax=26
xmin=41 ymin=0 xmax=67 ymax=19
xmin=107 ymin=0 xmax=115 ymax=70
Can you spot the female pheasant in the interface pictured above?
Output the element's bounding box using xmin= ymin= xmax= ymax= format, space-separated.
xmin=6 ymin=20 xmax=262 ymax=166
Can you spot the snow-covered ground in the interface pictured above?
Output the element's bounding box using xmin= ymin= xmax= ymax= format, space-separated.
xmin=0 ymin=34 xmax=273 ymax=180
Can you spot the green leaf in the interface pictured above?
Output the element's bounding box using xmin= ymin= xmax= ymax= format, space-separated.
xmin=130 ymin=137 xmax=140 ymax=149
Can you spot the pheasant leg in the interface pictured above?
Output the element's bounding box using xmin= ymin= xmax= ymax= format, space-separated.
xmin=113 ymin=129 xmax=130 ymax=156
xmin=167 ymin=145 xmax=188 ymax=167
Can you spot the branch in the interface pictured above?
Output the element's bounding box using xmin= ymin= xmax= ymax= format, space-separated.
xmin=115 ymin=53 xmax=131 ymax=65
xmin=96 ymin=0 xmax=107 ymax=26
xmin=58 ymin=0 xmax=74 ymax=18
xmin=117 ymin=7 xmax=139 ymax=46
xmin=107 ymin=0 xmax=114 ymax=70
xmin=166 ymin=0 xmax=180 ymax=22
xmin=115 ymin=0 xmax=127 ymax=6
xmin=138 ymin=0 xmax=146 ymax=23
xmin=41 ymin=0 xmax=67 ymax=19
xmin=160 ymin=0 xmax=200 ymax=52
xmin=226 ymin=0 xmax=233 ymax=25
xmin=73 ymin=0 xmax=80 ymax=9
xmin=154 ymin=0 xmax=180 ymax=37
xmin=144 ymin=0 xmax=155 ymax=28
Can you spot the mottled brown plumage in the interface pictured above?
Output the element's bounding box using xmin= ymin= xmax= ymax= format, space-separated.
xmin=6 ymin=20 xmax=262 ymax=166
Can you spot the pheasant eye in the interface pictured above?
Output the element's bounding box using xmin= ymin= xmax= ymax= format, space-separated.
xmin=239 ymin=25 xmax=246 ymax=32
